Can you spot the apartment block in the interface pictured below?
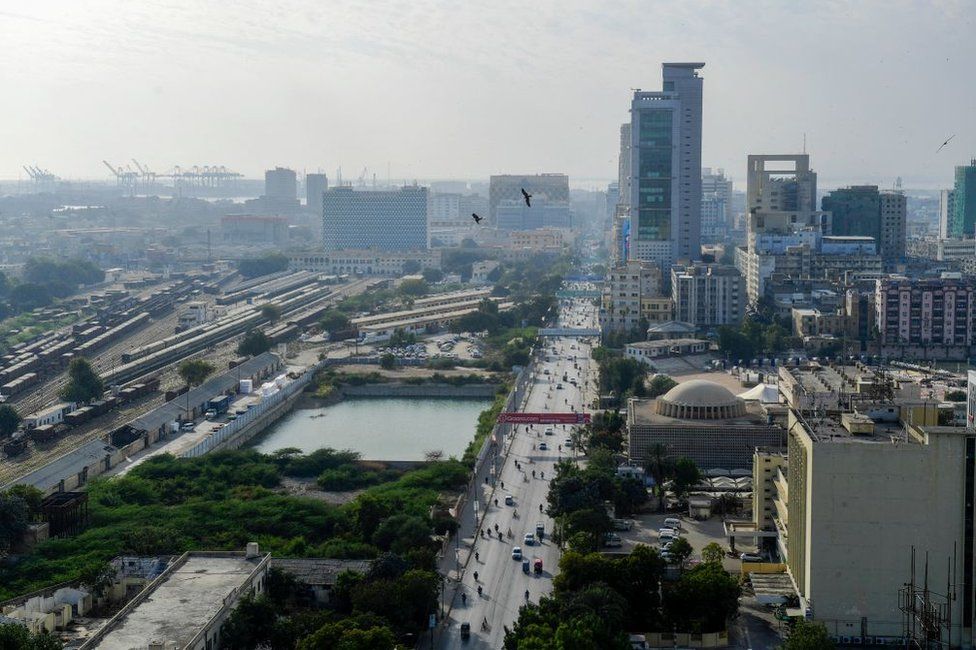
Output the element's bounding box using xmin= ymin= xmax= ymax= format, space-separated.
xmin=670 ymin=263 xmax=745 ymax=328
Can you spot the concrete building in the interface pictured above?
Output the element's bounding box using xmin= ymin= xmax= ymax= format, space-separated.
xmin=640 ymin=296 xmax=674 ymax=326
xmin=289 ymin=248 xmax=441 ymax=277
xmin=875 ymin=274 xmax=976 ymax=347
xmin=305 ymin=173 xmax=328 ymax=210
xmin=701 ymin=167 xmax=733 ymax=242
xmin=670 ymin=263 xmax=745 ymax=329
xmin=265 ymin=167 xmax=297 ymax=201
xmin=508 ymin=228 xmax=569 ymax=252
xmin=821 ymin=186 xmax=906 ymax=261
xmin=776 ymin=409 xmax=973 ymax=643
xmin=470 ymin=260 xmax=500 ymax=284
xmin=627 ymin=63 xmax=704 ymax=269
xmin=488 ymin=174 xmax=569 ymax=224
xmin=940 ymin=189 xmax=957 ymax=239
xmin=82 ymin=546 xmax=270 ymax=649
xmin=221 ymin=215 xmax=288 ymax=245
xmin=747 ymin=154 xmax=817 ymax=215
xmin=625 ymin=338 xmax=708 ymax=366
xmin=495 ymin=198 xmax=572 ymax=231
xmin=618 ymin=124 xmax=632 ymax=215
xmin=777 ymin=363 xmax=879 ymax=413
xmin=949 ymin=159 xmax=976 ymax=239
xmin=791 ymin=308 xmax=849 ymax=339
xmin=601 ymin=260 xmax=664 ymax=335
xmin=626 ymin=380 xmax=783 ymax=470
xmin=322 ymin=186 xmax=428 ymax=251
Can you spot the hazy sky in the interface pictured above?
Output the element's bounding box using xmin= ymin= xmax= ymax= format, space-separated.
xmin=1 ymin=1 xmax=974 ymax=189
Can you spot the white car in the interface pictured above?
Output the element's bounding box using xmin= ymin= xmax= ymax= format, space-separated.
xmin=512 ymin=546 xmax=523 ymax=560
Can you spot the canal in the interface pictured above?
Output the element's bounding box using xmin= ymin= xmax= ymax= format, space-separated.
xmin=250 ymin=397 xmax=491 ymax=461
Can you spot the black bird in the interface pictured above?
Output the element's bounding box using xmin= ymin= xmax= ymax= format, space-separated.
xmin=471 ymin=213 xmax=483 ymax=224
xmin=521 ymin=188 xmax=532 ymax=207
xmin=937 ymin=134 xmax=955 ymax=153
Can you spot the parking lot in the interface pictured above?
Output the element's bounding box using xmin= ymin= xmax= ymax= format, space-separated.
xmin=375 ymin=332 xmax=484 ymax=363
xmin=612 ymin=511 xmax=760 ymax=573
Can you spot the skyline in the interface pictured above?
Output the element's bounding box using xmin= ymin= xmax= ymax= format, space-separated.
xmin=1 ymin=1 xmax=974 ymax=189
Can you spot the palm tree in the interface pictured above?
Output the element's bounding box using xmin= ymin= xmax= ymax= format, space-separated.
xmin=643 ymin=443 xmax=674 ymax=512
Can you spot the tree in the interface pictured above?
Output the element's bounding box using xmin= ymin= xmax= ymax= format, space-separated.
xmin=320 ymin=310 xmax=351 ymax=333
xmin=946 ymin=389 xmax=967 ymax=402
xmin=0 ymin=404 xmax=21 ymax=437
xmin=0 ymin=624 xmax=63 ymax=650
xmin=60 ymin=357 xmax=104 ymax=403
xmin=643 ymin=444 xmax=674 ymax=511
xmin=402 ymin=260 xmax=422 ymax=274
xmin=260 ymin=303 xmax=282 ymax=324
xmin=782 ymin=620 xmax=836 ymax=650
xmin=399 ymin=278 xmax=428 ymax=297
xmin=238 ymin=330 xmax=272 ymax=357
xmin=380 ymin=353 xmax=397 ymax=370
xmin=664 ymin=561 xmax=741 ymax=632
xmin=672 ymin=457 xmax=702 ymax=498
xmin=178 ymin=359 xmax=215 ymax=388
xmin=647 ymin=374 xmax=678 ymax=398
xmin=0 ymin=492 xmax=29 ymax=552
xmin=421 ymin=267 xmax=444 ymax=283
xmin=667 ymin=537 xmax=694 ymax=568
xmin=701 ymin=542 xmax=725 ymax=564
xmin=239 ymin=252 xmax=289 ymax=279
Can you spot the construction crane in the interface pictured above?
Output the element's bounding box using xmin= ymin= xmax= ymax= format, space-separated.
xmin=357 ymin=166 xmax=369 ymax=188
xmin=102 ymin=160 xmax=139 ymax=195
xmin=159 ymin=164 xmax=243 ymax=188
xmin=131 ymin=159 xmax=157 ymax=190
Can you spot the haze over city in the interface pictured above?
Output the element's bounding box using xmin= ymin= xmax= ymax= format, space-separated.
xmin=1 ymin=0 xmax=974 ymax=187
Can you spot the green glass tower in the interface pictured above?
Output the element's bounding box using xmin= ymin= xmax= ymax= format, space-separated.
xmin=952 ymin=159 xmax=976 ymax=238
xmin=822 ymin=185 xmax=881 ymax=240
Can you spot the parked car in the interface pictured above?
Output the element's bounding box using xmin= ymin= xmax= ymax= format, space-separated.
xmin=740 ymin=553 xmax=764 ymax=563
xmin=612 ymin=519 xmax=633 ymax=531
xmin=603 ymin=532 xmax=623 ymax=548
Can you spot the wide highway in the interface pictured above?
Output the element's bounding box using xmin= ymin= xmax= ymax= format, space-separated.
xmin=437 ymin=286 xmax=599 ymax=648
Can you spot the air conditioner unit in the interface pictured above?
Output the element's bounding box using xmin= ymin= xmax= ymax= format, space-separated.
xmin=841 ymin=637 xmax=852 ymax=645
xmin=852 ymin=637 xmax=863 ymax=645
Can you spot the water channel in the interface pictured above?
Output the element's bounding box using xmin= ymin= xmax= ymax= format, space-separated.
xmin=251 ymin=397 xmax=492 ymax=461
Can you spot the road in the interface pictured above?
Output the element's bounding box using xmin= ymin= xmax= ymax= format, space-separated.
xmin=436 ymin=287 xmax=599 ymax=648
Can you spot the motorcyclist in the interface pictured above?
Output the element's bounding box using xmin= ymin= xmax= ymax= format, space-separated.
xmin=474 ymin=571 xmax=479 ymax=581
xmin=532 ymin=470 xmax=536 ymax=478
xmin=477 ymin=585 xmax=483 ymax=596
xmin=525 ymin=589 xmax=530 ymax=600
xmin=462 ymin=592 xmax=467 ymax=605
xmin=494 ymin=498 xmax=498 ymax=507
xmin=475 ymin=551 xmax=480 ymax=561
xmin=539 ymin=503 xmax=543 ymax=513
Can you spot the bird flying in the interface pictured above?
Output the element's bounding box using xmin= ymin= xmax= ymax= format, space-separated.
xmin=521 ymin=188 xmax=532 ymax=207
xmin=471 ymin=213 xmax=483 ymax=224
xmin=937 ymin=134 xmax=955 ymax=153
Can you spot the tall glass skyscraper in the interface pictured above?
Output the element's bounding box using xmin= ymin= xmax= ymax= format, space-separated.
xmin=628 ymin=62 xmax=704 ymax=271
xmin=951 ymin=159 xmax=976 ymax=238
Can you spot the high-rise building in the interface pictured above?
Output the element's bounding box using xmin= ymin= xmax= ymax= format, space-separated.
xmin=488 ymin=174 xmax=569 ymax=224
xmin=306 ymin=173 xmax=328 ymax=210
xmin=746 ymin=154 xmax=817 ymax=214
xmin=939 ymin=189 xmax=957 ymax=239
xmin=265 ymin=167 xmax=297 ymax=201
xmin=322 ymin=186 xmax=428 ymax=251
xmin=627 ymin=62 xmax=705 ymax=269
xmin=821 ymin=185 xmax=906 ymax=261
xmin=671 ymin=263 xmax=745 ymax=328
xmin=495 ymin=199 xmax=572 ymax=231
xmin=618 ymin=123 xmax=632 ymax=214
xmin=950 ymin=159 xmax=976 ymax=238
xmin=875 ymin=274 xmax=976 ymax=347
xmin=701 ymin=168 xmax=733 ymax=242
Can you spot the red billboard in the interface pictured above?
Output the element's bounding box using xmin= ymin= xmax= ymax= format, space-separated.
xmin=496 ymin=412 xmax=591 ymax=424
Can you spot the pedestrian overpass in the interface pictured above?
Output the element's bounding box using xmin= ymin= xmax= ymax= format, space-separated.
xmin=497 ymin=412 xmax=591 ymax=424
xmin=555 ymin=289 xmax=601 ymax=299
xmin=538 ymin=327 xmax=600 ymax=337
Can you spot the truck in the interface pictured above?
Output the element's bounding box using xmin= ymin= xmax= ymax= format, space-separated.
xmin=207 ymin=394 xmax=232 ymax=417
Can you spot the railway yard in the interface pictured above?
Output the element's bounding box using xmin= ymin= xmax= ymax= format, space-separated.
xmin=0 ymin=270 xmax=370 ymax=486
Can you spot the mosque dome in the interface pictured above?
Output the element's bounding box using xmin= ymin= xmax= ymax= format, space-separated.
xmin=655 ymin=379 xmax=746 ymax=420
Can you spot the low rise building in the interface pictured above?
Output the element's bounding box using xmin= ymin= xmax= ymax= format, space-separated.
xmin=671 ymin=263 xmax=745 ymax=329
xmin=82 ymin=545 xmax=270 ymax=649
xmin=470 ymin=260 xmax=500 ymax=285
xmin=288 ymin=249 xmax=441 ymax=277
xmin=601 ymin=261 xmax=663 ymax=335
xmin=790 ymin=308 xmax=850 ymax=339
xmin=220 ymin=215 xmax=288 ymax=245
xmin=507 ymin=228 xmax=571 ymax=251
xmin=625 ymin=339 xmax=709 ymax=366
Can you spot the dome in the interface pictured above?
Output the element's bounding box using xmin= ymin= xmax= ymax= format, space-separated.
xmin=655 ymin=379 xmax=746 ymax=420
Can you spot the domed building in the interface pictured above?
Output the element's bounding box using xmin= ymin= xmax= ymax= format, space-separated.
xmin=627 ymin=378 xmax=783 ymax=471
xmin=655 ymin=380 xmax=747 ymax=420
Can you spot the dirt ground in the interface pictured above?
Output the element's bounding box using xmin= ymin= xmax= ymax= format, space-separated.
xmin=277 ymin=476 xmax=365 ymax=505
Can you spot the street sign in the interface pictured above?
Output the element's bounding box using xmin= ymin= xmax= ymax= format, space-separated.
xmin=497 ymin=412 xmax=592 ymax=424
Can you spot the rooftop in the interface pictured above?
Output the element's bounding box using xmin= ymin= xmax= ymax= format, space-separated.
xmin=9 ymin=438 xmax=119 ymax=492
xmin=271 ymin=558 xmax=370 ymax=586
xmin=91 ymin=553 xmax=267 ymax=650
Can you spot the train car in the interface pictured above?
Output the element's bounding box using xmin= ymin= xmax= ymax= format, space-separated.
xmin=3 ymin=433 xmax=28 ymax=457
xmin=30 ymin=424 xmax=62 ymax=444
xmin=64 ymin=406 xmax=94 ymax=427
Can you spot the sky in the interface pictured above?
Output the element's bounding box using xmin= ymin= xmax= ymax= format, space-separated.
xmin=1 ymin=0 xmax=974 ymax=189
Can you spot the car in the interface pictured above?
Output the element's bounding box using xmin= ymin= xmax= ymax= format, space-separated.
xmin=603 ymin=532 xmax=623 ymax=548
xmin=543 ymin=369 xmax=551 ymax=375
xmin=556 ymin=383 xmax=564 ymax=389
xmin=180 ymin=422 xmax=196 ymax=432
xmin=535 ymin=522 xmax=545 ymax=539
xmin=664 ymin=517 xmax=682 ymax=529
xmin=612 ymin=519 xmax=633 ymax=531
xmin=523 ymin=533 xmax=535 ymax=546
xmin=512 ymin=546 xmax=522 ymax=560
xmin=235 ymin=409 xmax=247 ymax=415
xmin=504 ymin=494 xmax=514 ymax=506
xmin=544 ymin=427 xmax=554 ymax=436
xmin=740 ymin=553 xmax=764 ymax=563
xmin=460 ymin=622 xmax=471 ymax=640
xmin=539 ymin=442 xmax=548 ymax=451
xmin=659 ymin=527 xmax=679 ymax=537
xmin=564 ymin=438 xmax=574 ymax=449
xmin=522 ymin=558 xmax=530 ymax=573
